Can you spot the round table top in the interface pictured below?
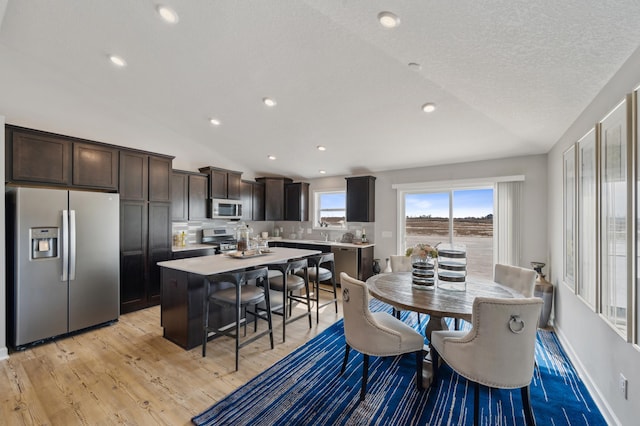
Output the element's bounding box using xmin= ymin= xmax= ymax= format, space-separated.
xmin=366 ymin=272 xmax=518 ymax=321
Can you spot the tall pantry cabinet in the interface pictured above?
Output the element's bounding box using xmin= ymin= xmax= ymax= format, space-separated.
xmin=119 ymin=150 xmax=173 ymax=314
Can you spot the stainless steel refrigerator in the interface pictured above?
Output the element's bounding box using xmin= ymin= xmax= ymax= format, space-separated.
xmin=7 ymin=187 xmax=120 ymax=348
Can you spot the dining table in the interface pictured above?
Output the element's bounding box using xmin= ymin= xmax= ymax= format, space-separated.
xmin=157 ymin=247 xmax=322 ymax=349
xmin=365 ymin=271 xmax=520 ymax=387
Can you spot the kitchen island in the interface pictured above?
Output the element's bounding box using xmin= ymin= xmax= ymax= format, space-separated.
xmin=157 ymin=247 xmax=321 ymax=349
xmin=268 ymin=239 xmax=375 ymax=284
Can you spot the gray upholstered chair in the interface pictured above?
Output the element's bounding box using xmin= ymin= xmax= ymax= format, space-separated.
xmin=339 ymin=272 xmax=425 ymax=401
xmin=390 ymin=254 xmax=412 ymax=272
xmin=431 ymin=296 xmax=543 ymax=426
xmin=494 ymin=263 xmax=537 ymax=297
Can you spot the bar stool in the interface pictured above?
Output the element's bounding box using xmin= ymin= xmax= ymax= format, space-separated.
xmin=263 ymin=258 xmax=312 ymax=342
xmin=296 ymin=252 xmax=337 ymax=323
xmin=202 ymin=267 xmax=273 ymax=371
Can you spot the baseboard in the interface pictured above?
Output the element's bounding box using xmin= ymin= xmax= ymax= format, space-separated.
xmin=0 ymin=346 xmax=8 ymax=361
xmin=554 ymin=327 xmax=620 ymax=426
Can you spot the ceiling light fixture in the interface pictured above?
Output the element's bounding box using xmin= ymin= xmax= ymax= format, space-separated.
xmin=157 ymin=5 xmax=179 ymax=24
xmin=267 ymin=155 xmax=277 ymax=160
xmin=319 ymin=170 xmax=326 ymax=174
xmin=109 ymin=55 xmax=127 ymax=67
xmin=317 ymin=145 xmax=326 ymax=151
xmin=209 ymin=118 xmax=221 ymax=126
xmin=378 ymin=11 xmax=400 ymax=28
xmin=408 ymin=62 xmax=422 ymax=71
xmin=422 ymin=103 xmax=436 ymax=113
xmin=263 ymin=97 xmax=277 ymax=107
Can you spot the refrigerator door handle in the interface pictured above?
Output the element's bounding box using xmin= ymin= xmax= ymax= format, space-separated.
xmin=69 ymin=210 xmax=77 ymax=281
xmin=62 ymin=210 xmax=69 ymax=281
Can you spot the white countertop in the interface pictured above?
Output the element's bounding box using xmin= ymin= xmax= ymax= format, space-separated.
xmin=157 ymin=247 xmax=322 ymax=276
xmin=171 ymin=243 xmax=215 ymax=253
xmin=269 ymin=239 xmax=375 ymax=249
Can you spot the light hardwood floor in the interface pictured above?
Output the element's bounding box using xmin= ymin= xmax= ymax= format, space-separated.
xmin=1 ymin=287 xmax=344 ymax=425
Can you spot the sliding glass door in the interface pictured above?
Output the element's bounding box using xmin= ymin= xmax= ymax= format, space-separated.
xmin=404 ymin=188 xmax=493 ymax=279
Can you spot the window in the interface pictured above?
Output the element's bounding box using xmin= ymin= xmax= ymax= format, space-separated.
xmin=563 ymin=145 xmax=576 ymax=290
xmin=314 ymin=190 xmax=346 ymax=229
xmin=400 ymin=186 xmax=494 ymax=280
xmin=578 ymin=129 xmax=597 ymax=309
xmin=600 ymin=99 xmax=629 ymax=337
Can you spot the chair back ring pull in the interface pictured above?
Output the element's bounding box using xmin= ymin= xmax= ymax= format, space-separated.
xmin=508 ymin=315 xmax=525 ymax=334
xmin=342 ymin=288 xmax=350 ymax=302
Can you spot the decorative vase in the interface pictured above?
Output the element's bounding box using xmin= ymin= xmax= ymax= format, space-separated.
xmin=531 ymin=262 xmax=553 ymax=328
xmin=383 ymin=258 xmax=392 ymax=273
xmin=372 ymin=259 xmax=381 ymax=275
xmin=411 ymin=254 xmax=436 ymax=290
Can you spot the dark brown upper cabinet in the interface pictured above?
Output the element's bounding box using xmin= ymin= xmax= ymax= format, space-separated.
xmin=198 ymin=166 xmax=242 ymax=200
xmin=285 ymin=182 xmax=309 ymax=221
xmin=255 ymin=177 xmax=292 ymax=221
xmin=7 ymin=126 xmax=118 ymax=190
xmin=171 ymin=172 xmax=189 ymax=221
xmin=149 ymin=156 xmax=172 ymax=202
xmin=346 ymin=175 xmax=376 ymax=222
xmin=171 ymin=171 xmax=208 ymax=221
xmin=7 ymin=128 xmax=72 ymax=185
xmin=240 ymin=179 xmax=265 ymax=221
xmin=73 ymin=142 xmax=119 ymax=190
xmin=119 ymin=151 xmax=148 ymax=201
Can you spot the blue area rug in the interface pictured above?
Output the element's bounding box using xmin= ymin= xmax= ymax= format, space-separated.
xmin=192 ymin=300 xmax=606 ymax=425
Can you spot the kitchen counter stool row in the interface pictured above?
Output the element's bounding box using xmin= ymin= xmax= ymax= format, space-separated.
xmin=159 ymin=247 xmax=335 ymax=370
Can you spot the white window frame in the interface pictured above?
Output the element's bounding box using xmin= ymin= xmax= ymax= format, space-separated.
xmin=392 ymin=175 xmax=524 ymax=264
xmin=313 ymin=189 xmax=347 ymax=230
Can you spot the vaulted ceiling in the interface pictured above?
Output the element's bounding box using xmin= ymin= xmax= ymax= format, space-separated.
xmin=2 ymin=1 xmax=640 ymax=179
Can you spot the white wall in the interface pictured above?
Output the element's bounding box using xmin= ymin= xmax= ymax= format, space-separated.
xmin=309 ymin=153 xmax=548 ymax=271
xmin=1 ymin=114 xmax=7 ymax=360
xmin=548 ymin=46 xmax=640 ymax=425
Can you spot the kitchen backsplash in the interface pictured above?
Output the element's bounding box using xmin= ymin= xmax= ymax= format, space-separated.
xmin=172 ymin=220 xmax=373 ymax=244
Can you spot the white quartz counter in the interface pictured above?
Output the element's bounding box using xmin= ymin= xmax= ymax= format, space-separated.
xmin=157 ymin=247 xmax=321 ymax=276
xmin=171 ymin=243 xmax=215 ymax=253
xmin=269 ymin=239 xmax=375 ymax=249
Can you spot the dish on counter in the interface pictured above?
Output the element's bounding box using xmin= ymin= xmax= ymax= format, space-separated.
xmin=226 ymin=250 xmax=270 ymax=259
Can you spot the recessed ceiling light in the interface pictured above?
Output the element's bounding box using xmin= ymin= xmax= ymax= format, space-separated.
xmin=408 ymin=62 xmax=422 ymax=71
xmin=109 ymin=55 xmax=127 ymax=67
xmin=157 ymin=5 xmax=179 ymax=24
xmin=378 ymin=11 xmax=400 ymax=28
xmin=317 ymin=145 xmax=326 ymax=151
xmin=267 ymin=155 xmax=277 ymax=160
xmin=319 ymin=170 xmax=326 ymax=174
xmin=263 ymin=97 xmax=277 ymax=107
xmin=422 ymin=103 xmax=436 ymax=113
xmin=209 ymin=118 xmax=221 ymax=126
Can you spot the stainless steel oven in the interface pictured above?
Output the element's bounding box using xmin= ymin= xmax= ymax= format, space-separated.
xmin=202 ymin=227 xmax=237 ymax=253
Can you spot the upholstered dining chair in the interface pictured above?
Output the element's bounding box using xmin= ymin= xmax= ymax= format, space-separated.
xmin=339 ymin=272 xmax=425 ymax=402
xmin=494 ymin=263 xmax=537 ymax=297
xmin=431 ymin=296 xmax=543 ymax=426
xmin=390 ymin=254 xmax=412 ymax=272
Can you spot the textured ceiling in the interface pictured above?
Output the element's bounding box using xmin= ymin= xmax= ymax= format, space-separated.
xmin=1 ymin=0 xmax=640 ymax=180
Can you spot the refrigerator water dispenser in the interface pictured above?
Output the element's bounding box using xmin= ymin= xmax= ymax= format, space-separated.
xmin=30 ymin=227 xmax=59 ymax=259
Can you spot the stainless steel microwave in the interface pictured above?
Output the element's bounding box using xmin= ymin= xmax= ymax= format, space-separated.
xmin=208 ymin=198 xmax=243 ymax=220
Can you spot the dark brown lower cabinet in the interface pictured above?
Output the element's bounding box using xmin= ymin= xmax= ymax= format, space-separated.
xmin=120 ymin=201 xmax=171 ymax=314
xmin=120 ymin=201 xmax=147 ymax=313
xmin=161 ymin=268 xmax=237 ymax=349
